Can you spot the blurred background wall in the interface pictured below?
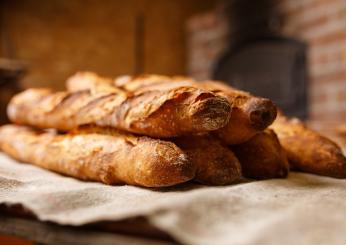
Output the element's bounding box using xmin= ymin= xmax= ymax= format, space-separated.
xmin=1 ymin=0 xmax=217 ymax=90
xmin=282 ymin=0 xmax=346 ymax=121
xmin=0 ymin=0 xmax=345 ymax=123
xmin=187 ymin=0 xmax=346 ymax=121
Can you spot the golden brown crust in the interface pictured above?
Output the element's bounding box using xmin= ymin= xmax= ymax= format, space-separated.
xmin=271 ymin=116 xmax=346 ymax=178
xmin=7 ymin=85 xmax=231 ymax=137
xmin=114 ymin=74 xmax=195 ymax=92
xmin=112 ymin=74 xmax=277 ymax=144
xmin=76 ymin=126 xmax=242 ymax=185
xmin=67 ymin=72 xmax=125 ymax=94
xmin=191 ymin=81 xmax=277 ymax=145
xmin=0 ymin=124 xmax=195 ymax=187
xmin=336 ymin=124 xmax=346 ymax=140
xmin=232 ymin=129 xmax=289 ymax=179
xmin=173 ymin=135 xmax=242 ymax=185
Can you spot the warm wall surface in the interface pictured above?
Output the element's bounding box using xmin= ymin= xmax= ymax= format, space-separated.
xmin=280 ymin=0 xmax=346 ymax=121
xmin=187 ymin=0 xmax=346 ymax=121
xmin=187 ymin=10 xmax=228 ymax=80
xmin=1 ymin=0 xmax=218 ymax=90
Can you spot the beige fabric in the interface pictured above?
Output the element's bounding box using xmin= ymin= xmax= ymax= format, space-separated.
xmin=0 ymin=152 xmax=345 ymax=245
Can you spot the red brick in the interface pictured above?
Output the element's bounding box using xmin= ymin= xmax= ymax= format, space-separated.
xmin=337 ymin=88 xmax=346 ymax=101
xmin=310 ymin=31 xmax=346 ymax=46
xmin=313 ymin=71 xmax=346 ymax=83
xmin=187 ymin=0 xmax=346 ymax=121
xmin=298 ymin=15 xmax=329 ymax=32
xmin=311 ymin=90 xmax=328 ymax=103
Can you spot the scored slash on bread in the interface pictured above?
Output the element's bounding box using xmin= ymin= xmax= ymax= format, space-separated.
xmin=0 ymin=124 xmax=243 ymax=187
xmin=0 ymin=124 xmax=196 ymax=187
xmin=2 ymin=71 xmax=346 ymax=187
xmin=107 ymin=73 xmax=346 ymax=179
xmin=112 ymin=74 xmax=277 ymax=145
xmin=271 ymin=115 xmax=346 ymax=178
xmin=65 ymin=72 xmax=281 ymax=181
xmin=75 ymin=126 xmax=243 ymax=186
xmin=68 ymin=72 xmax=277 ymax=145
xmin=7 ymin=85 xmax=232 ymax=137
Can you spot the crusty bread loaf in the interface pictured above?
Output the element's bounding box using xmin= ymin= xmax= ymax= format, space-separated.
xmin=0 ymin=124 xmax=196 ymax=187
xmin=232 ymin=129 xmax=289 ymax=179
xmin=67 ymin=72 xmax=122 ymax=93
xmin=75 ymin=126 xmax=242 ymax=185
xmin=140 ymin=80 xmax=277 ymax=145
xmin=199 ymin=81 xmax=277 ymax=145
xmin=67 ymin=72 xmax=277 ymax=144
xmin=173 ymin=135 xmax=242 ymax=185
xmin=271 ymin=115 xmax=346 ymax=178
xmin=114 ymin=74 xmax=194 ymax=92
xmin=7 ymin=85 xmax=232 ymax=137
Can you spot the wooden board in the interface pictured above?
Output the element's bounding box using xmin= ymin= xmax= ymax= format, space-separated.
xmin=0 ymin=213 xmax=176 ymax=245
xmin=0 ymin=205 xmax=176 ymax=245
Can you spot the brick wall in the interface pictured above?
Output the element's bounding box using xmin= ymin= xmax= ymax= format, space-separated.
xmin=280 ymin=0 xmax=346 ymax=121
xmin=186 ymin=10 xmax=228 ymax=80
xmin=187 ymin=0 xmax=346 ymax=121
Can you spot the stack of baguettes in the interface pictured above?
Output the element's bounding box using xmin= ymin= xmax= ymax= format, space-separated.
xmin=0 ymin=72 xmax=345 ymax=187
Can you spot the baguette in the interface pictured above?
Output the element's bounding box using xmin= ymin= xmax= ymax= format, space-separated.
xmin=66 ymin=72 xmax=121 ymax=93
xmin=200 ymin=81 xmax=277 ymax=145
xmin=0 ymin=124 xmax=195 ymax=187
xmin=7 ymin=85 xmax=232 ymax=137
xmin=67 ymin=74 xmax=242 ymax=185
xmin=271 ymin=116 xmax=346 ymax=178
xmin=171 ymin=135 xmax=242 ymax=185
xmin=68 ymin=72 xmax=277 ymax=144
xmin=75 ymin=126 xmax=242 ymax=185
xmin=232 ymin=129 xmax=289 ymax=179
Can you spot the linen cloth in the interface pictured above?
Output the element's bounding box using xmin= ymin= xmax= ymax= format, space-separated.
xmin=0 ymin=153 xmax=345 ymax=245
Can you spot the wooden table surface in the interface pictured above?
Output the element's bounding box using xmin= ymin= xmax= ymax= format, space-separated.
xmin=0 ymin=216 xmax=176 ymax=245
xmin=0 ymin=205 xmax=176 ymax=245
